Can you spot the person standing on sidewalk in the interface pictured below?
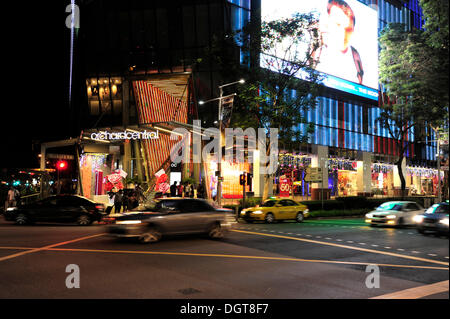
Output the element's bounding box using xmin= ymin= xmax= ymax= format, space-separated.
xmin=6 ymin=187 xmax=16 ymax=209
xmin=114 ymin=190 xmax=123 ymax=214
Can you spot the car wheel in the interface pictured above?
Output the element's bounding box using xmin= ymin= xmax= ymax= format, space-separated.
xmin=417 ymin=228 xmax=425 ymax=234
xmin=138 ymin=228 xmax=162 ymax=244
xmin=15 ymin=213 xmax=28 ymax=225
xmin=265 ymin=213 xmax=275 ymax=224
xmin=208 ymin=223 xmax=224 ymax=239
xmin=77 ymin=215 xmax=91 ymax=226
xmin=296 ymin=212 xmax=304 ymax=223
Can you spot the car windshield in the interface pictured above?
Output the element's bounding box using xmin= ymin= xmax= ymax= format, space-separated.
xmin=377 ymin=202 xmax=403 ymax=211
xmin=261 ymin=200 xmax=276 ymax=207
xmin=425 ymin=204 xmax=449 ymax=215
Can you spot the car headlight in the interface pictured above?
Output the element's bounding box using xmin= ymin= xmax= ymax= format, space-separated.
xmin=6 ymin=207 xmax=17 ymax=211
xmin=252 ymin=210 xmax=263 ymax=215
xmin=413 ymin=215 xmax=424 ymax=224
xmin=304 ymin=209 xmax=309 ymax=214
xmin=116 ymin=220 xmax=142 ymax=225
xmin=365 ymin=213 xmax=373 ymax=218
xmin=439 ymin=218 xmax=449 ymax=226
xmin=386 ymin=215 xmax=397 ymax=219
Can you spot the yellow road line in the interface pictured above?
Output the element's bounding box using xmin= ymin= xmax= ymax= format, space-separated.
xmin=40 ymin=247 xmax=449 ymax=271
xmin=0 ymin=246 xmax=36 ymax=250
xmin=231 ymin=229 xmax=449 ymax=266
xmin=0 ymin=233 xmax=106 ymax=262
xmin=371 ymin=280 xmax=449 ymax=299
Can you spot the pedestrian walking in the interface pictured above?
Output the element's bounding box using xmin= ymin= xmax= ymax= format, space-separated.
xmin=5 ymin=187 xmax=16 ymax=209
xmin=197 ymin=183 xmax=205 ymax=199
xmin=177 ymin=183 xmax=184 ymax=197
xmin=105 ymin=191 xmax=115 ymax=215
xmin=184 ymin=183 xmax=192 ymax=198
xmin=135 ymin=183 xmax=145 ymax=203
xmin=122 ymin=190 xmax=129 ymax=212
xmin=114 ymin=190 xmax=123 ymax=214
xmin=170 ymin=181 xmax=178 ymax=197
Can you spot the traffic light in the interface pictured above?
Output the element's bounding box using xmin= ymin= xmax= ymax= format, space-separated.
xmin=246 ymin=173 xmax=253 ymax=186
xmin=57 ymin=160 xmax=67 ymax=170
xmin=239 ymin=173 xmax=246 ymax=185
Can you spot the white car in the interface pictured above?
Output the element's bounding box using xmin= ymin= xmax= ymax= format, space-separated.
xmin=365 ymin=201 xmax=425 ymax=227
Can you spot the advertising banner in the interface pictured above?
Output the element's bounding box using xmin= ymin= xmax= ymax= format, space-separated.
xmin=279 ymin=176 xmax=291 ymax=197
xmin=261 ymin=0 xmax=378 ymax=100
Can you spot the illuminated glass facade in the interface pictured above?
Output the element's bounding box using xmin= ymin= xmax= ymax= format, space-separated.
xmin=294 ymin=0 xmax=436 ymax=166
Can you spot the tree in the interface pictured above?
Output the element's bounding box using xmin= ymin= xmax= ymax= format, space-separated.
xmin=378 ymin=16 xmax=448 ymax=195
xmin=225 ymin=13 xmax=323 ymax=200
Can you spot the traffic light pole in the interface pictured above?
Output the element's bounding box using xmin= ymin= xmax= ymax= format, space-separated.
xmin=217 ymin=86 xmax=223 ymax=207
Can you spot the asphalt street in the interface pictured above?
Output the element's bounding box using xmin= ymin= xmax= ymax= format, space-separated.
xmin=0 ymin=217 xmax=448 ymax=299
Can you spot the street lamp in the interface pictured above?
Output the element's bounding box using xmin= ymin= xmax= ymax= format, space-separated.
xmin=199 ymin=79 xmax=245 ymax=206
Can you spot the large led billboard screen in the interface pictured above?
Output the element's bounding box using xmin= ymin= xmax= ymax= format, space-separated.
xmin=261 ymin=0 xmax=379 ymax=100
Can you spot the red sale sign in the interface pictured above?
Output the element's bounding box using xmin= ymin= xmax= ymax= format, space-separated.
xmin=279 ymin=177 xmax=291 ymax=197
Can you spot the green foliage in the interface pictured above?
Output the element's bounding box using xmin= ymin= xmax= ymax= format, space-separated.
xmin=378 ymin=13 xmax=449 ymax=190
xmin=308 ymin=209 xmax=370 ymax=218
xmin=239 ymin=197 xmax=263 ymax=208
xmin=201 ymin=13 xmax=323 ymax=153
xmin=181 ymin=177 xmax=196 ymax=186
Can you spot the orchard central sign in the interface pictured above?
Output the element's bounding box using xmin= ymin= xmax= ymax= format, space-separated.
xmin=90 ymin=130 xmax=159 ymax=141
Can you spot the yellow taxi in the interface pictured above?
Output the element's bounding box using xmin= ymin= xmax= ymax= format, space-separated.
xmin=240 ymin=197 xmax=309 ymax=223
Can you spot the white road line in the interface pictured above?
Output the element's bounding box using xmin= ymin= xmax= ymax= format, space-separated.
xmin=359 ymin=243 xmax=366 ymax=245
xmin=411 ymin=251 xmax=420 ymax=254
xmin=371 ymin=245 xmax=379 ymax=247
xmin=397 ymin=249 xmax=405 ymax=251
xmin=428 ymin=254 xmax=437 ymax=257
xmin=325 ymin=237 xmax=332 ymax=240
xmin=336 ymin=239 xmax=343 ymax=242
xmin=347 ymin=241 xmax=354 ymax=243
xmin=385 ymin=247 xmax=391 ymax=249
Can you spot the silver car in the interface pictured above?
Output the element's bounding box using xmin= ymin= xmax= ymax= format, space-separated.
xmin=107 ymin=198 xmax=235 ymax=243
xmin=365 ymin=201 xmax=425 ymax=227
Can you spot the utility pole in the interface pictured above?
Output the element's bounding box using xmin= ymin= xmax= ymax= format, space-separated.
xmin=200 ymin=79 xmax=245 ymax=207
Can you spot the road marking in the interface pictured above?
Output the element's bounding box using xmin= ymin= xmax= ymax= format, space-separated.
xmin=347 ymin=241 xmax=354 ymax=243
xmin=371 ymin=245 xmax=379 ymax=247
xmin=411 ymin=251 xmax=420 ymax=254
xmin=428 ymin=254 xmax=437 ymax=257
xmin=325 ymin=238 xmax=332 ymax=240
xmin=336 ymin=239 xmax=343 ymax=242
xmin=359 ymin=243 xmax=366 ymax=245
xmin=0 ymin=233 xmax=106 ymax=262
xmin=371 ymin=280 xmax=449 ymax=299
xmin=231 ymin=229 xmax=450 ymax=266
xmin=39 ymin=247 xmax=449 ymax=271
xmin=397 ymin=249 xmax=405 ymax=251
xmin=385 ymin=247 xmax=391 ymax=249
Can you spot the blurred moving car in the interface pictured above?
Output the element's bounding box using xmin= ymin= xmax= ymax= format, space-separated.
xmin=3 ymin=195 xmax=106 ymax=226
xmin=413 ymin=201 xmax=449 ymax=236
xmin=240 ymin=197 xmax=309 ymax=223
xmin=107 ymin=198 xmax=235 ymax=243
xmin=365 ymin=201 xmax=425 ymax=227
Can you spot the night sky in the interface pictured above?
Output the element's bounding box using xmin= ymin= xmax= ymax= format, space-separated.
xmin=2 ymin=2 xmax=71 ymax=168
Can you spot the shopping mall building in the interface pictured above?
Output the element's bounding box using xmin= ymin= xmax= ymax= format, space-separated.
xmin=39 ymin=0 xmax=446 ymax=203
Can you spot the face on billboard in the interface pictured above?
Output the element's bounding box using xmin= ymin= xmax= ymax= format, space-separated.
xmin=261 ymin=0 xmax=378 ymax=91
